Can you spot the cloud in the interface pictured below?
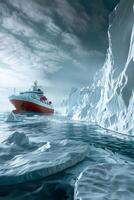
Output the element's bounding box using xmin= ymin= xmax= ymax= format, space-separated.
xmin=54 ymin=0 xmax=90 ymax=33
xmin=0 ymin=0 xmax=110 ymax=110
xmin=0 ymin=0 xmax=91 ymax=79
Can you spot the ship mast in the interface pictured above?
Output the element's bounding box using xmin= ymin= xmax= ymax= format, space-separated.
xmin=33 ymin=81 xmax=38 ymax=91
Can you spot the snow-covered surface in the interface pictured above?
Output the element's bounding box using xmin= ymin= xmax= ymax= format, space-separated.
xmin=0 ymin=132 xmax=88 ymax=185
xmin=75 ymin=163 xmax=134 ymax=200
xmin=64 ymin=0 xmax=134 ymax=135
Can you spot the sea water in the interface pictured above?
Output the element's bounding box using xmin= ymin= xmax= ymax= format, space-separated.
xmin=0 ymin=112 xmax=134 ymax=200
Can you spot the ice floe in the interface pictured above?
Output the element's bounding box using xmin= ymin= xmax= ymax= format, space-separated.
xmin=75 ymin=163 xmax=134 ymax=200
xmin=0 ymin=137 xmax=88 ymax=186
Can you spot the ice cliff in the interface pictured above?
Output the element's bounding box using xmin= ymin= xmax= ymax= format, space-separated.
xmin=64 ymin=0 xmax=134 ymax=135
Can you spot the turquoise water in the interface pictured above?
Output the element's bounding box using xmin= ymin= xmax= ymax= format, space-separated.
xmin=0 ymin=112 xmax=133 ymax=200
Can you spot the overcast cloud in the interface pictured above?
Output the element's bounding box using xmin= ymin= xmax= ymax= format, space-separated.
xmin=0 ymin=0 xmax=119 ymax=110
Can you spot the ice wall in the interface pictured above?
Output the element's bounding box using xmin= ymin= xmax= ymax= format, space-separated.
xmin=64 ymin=0 xmax=134 ymax=134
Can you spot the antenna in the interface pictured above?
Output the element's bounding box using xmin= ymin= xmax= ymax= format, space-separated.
xmin=33 ymin=80 xmax=38 ymax=91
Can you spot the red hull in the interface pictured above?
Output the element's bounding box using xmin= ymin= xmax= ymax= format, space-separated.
xmin=10 ymin=99 xmax=54 ymax=114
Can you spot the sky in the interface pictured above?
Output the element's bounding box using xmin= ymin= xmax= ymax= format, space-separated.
xmin=0 ymin=0 xmax=119 ymax=110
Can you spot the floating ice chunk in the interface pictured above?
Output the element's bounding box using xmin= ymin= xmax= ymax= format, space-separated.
xmin=75 ymin=164 xmax=134 ymax=200
xmin=6 ymin=112 xmax=17 ymax=122
xmin=5 ymin=132 xmax=29 ymax=147
xmin=37 ymin=142 xmax=51 ymax=152
xmin=6 ymin=112 xmax=22 ymax=122
xmin=0 ymin=140 xmax=88 ymax=186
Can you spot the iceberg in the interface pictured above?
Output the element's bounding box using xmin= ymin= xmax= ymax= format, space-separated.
xmin=64 ymin=0 xmax=134 ymax=135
